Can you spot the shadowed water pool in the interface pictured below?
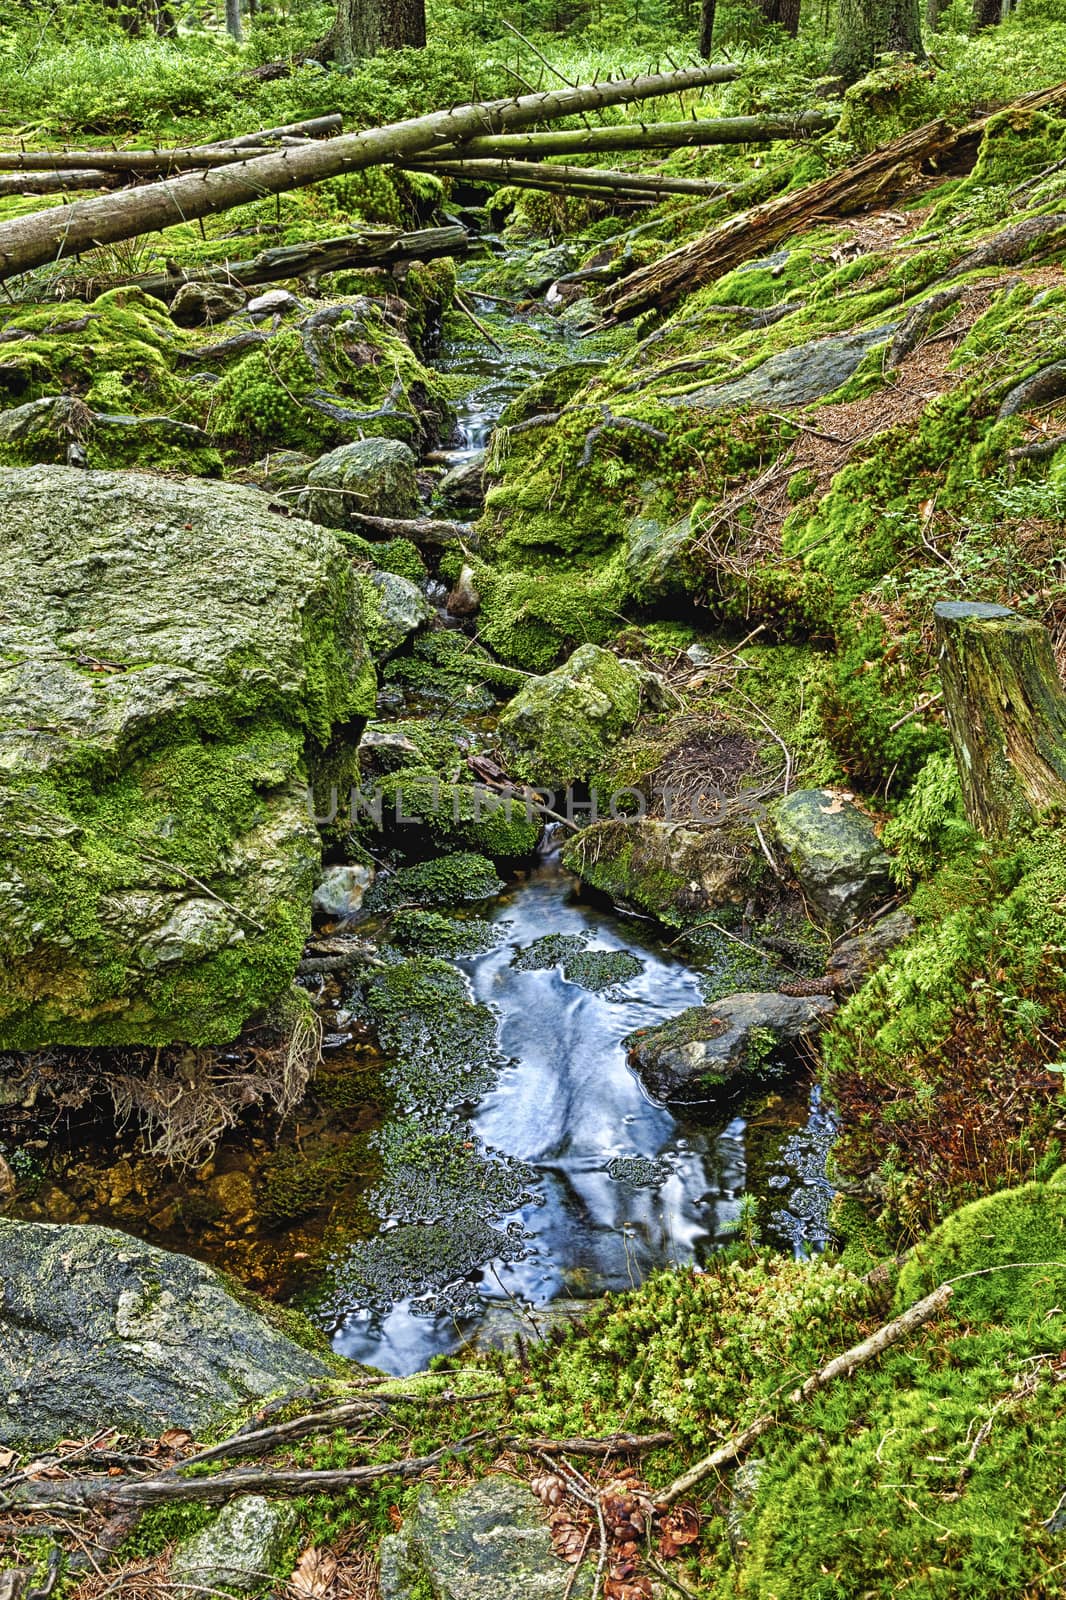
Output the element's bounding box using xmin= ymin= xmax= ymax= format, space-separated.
xmin=327 ymin=857 xmax=835 ymax=1374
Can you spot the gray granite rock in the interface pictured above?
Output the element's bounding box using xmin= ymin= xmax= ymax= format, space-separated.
xmin=301 ymin=437 xmax=420 ymax=528
xmin=170 ymin=280 xmax=247 ymax=327
xmin=681 ymin=323 xmax=896 ymax=412
xmin=771 ymin=789 xmax=893 ymax=931
xmin=0 ymin=1219 xmax=329 ymax=1449
xmin=0 ymin=466 xmax=373 ymax=1048
xmin=379 ymin=1477 xmax=592 ymax=1600
xmin=171 ymin=1496 xmax=297 ymax=1593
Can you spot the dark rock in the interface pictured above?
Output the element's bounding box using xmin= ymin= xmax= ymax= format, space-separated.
xmin=681 ymin=323 xmax=897 ymax=412
xmin=438 ymin=451 xmax=486 ymax=512
xmin=0 ymin=1219 xmax=330 ymax=1449
xmin=563 ymin=817 xmax=759 ymax=927
xmin=826 ymin=907 xmax=915 ymax=991
xmin=170 ymin=280 xmax=247 ymax=327
xmin=771 ymin=789 xmax=893 ymax=932
xmin=379 ymin=1477 xmax=592 ymax=1600
xmin=626 ymin=991 xmax=836 ymax=1103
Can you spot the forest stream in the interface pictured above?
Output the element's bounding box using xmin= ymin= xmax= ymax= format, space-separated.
xmin=8 ymin=281 xmax=835 ymax=1374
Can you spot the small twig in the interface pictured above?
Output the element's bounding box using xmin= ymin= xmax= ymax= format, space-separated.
xmin=562 ymin=1526 xmax=594 ymax=1600
xmin=454 ymin=289 xmax=504 ymax=352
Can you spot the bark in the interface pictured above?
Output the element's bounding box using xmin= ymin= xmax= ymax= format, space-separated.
xmin=433 ymin=109 xmax=834 ymax=160
xmin=759 ymin=0 xmax=801 ymax=35
xmin=344 ymin=510 xmax=477 ymax=545
xmin=973 ymin=0 xmax=1002 ymax=28
xmin=0 ymin=67 xmax=738 ymax=282
xmin=935 ymin=601 xmax=1066 ymax=839
xmin=412 ymin=158 xmax=732 ymax=199
xmin=325 ymin=0 xmax=426 ymax=62
xmin=658 ymin=1283 xmax=953 ymax=1506
xmin=831 ymin=0 xmax=925 ymax=80
xmin=950 ymin=213 xmax=1066 ymax=279
xmin=0 ymin=171 xmax=119 ymax=195
xmin=699 ymin=0 xmax=717 ymax=57
xmin=0 ymin=119 xmax=345 ymax=176
xmin=225 ymin=0 xmax=243 ymax=40
xmin=598 ymin=117 xmax=955 ymax=322
xmin=998 ymin=359 xmax=1066 ymax=420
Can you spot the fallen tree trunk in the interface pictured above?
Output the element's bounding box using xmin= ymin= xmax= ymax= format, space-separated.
xmin=209 ymin=114 xmax=343 ymax=146
xmin=429 ymin=109 xmax=836 ymax=160
xmin=409 ymin=157 xmax=732 ymax=199
xmin=344 ymin=509 xmax=477 ymax=545
xmin=0 ymin=146 xmax=279 ymax=173
xmin=597 ymin=117 xmax=957 ymax=321
xmin=599 ymin=82 xmax=1066 ymax=322
xmin=131 ymin=224 xmax=468 ymax=299
xmin=0 ymin=170 xmax=118 ymax=195
xmin=934 ymin=600 xmax=1066 ymax=838
xmin=0 ymin=67 xmax=739 ymax=281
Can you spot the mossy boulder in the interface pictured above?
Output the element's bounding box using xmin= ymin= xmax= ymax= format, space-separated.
xmin=771 ymin=788 xmax=893 ymax=931
xmin=626 ymin=992 xmax=836 ymax=1104
xmin=0 ymin=1218 xmax=330 ymax=1449
xmin=563 ymin=818 xmax=759 ymax=927
xmin=679 ymin=322 xmax=898 ymax=412
xmin=497 ymin=644 xmax=661 ymax=790
xmin=0 ymin=467 xmax=375 ymax=1048
xmin=301 ymin=437 xmax=420 ymax=528
xmin=0 ymin=394 xmax=221 ymax=474
xmin=358 ymin=568 xmax=434 ymax=661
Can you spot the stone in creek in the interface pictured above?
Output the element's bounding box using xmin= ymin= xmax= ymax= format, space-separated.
xmin=0 ymin=1219 xmax=331 ymax=1449
xmin=562 ymin=817 xmax=760 ymax=928
xmin=379 ymin=1478 xmax=593 ymax=1600
xmin=312 ymin=863 xmax=375 ymax=919
xmin=438 ymin=451 xmax=486 ymax=512
xmin=626 ymin=991 xmax=836 ymax=1105
xmin=301 ymin=437 xmax=420 ymax=528
xmin=446 ymin=562 xmax=481 ymax=618
xmin=498 ymin=643 xmax=664 ymax=790
xmin=0 ymin=466 xmax=374 ymax=1048
xmin=171 ymin=1495 xmax=297 ymax=1594
xmin=246 ymin=288 xmax=303 ymax=320
xmin=366 ymin=568 xmax=433 ymax=659
xmin=170 ymin=280 xmax=247 ymax=327
xmin=771 ymin=788 xmax=893 ymax=933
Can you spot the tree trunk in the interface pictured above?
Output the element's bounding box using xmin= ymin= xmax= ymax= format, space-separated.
xmin=225 ymin=0 xmax=243 ymax=39
xmin=759 ymin=0 xmax=801 ymax=36
xmin=0 ymin=67 xmax=736 ymax=283
xmin=325 ymin=0 xmax=426 ymax=62
xmin=597 ymin=117 xmax=954 ymax=322
xmin=935 ymin=601 xmax=1066 ymax=839
xmin=831 ymin=0 xmax=925 ymax=80
xmin=411 ymin=158 xmax=733 ymax=199
xmin=699 ymin=0 xmax=717 ymax=57
xmin=973 ymin=0 xmax=1001 ymax=27
xmin=925 ymin=0 xmax=949 ymax=30
xmin=434 ymin=110 xmax=835 ymax=160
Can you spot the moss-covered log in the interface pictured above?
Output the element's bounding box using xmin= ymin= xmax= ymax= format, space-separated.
xmin=429 ymin=110 xmax=836 ymax=160
xmin=412 ymin=157 xmax=730 ymax=199
xmin=935 ymin=600 xmax=1066 ymax=838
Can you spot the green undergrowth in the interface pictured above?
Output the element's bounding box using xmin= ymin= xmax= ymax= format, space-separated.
xmin=824 ymin=829 xmax=1066 ymax=1242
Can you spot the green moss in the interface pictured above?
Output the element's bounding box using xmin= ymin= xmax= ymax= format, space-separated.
xmin=497 ymin=642 xmax=651 ymax=790
xmin=371 ymin=770 xmax=543 ymax=860
xmin=382 ymin=629 xmax=528 ymax=709
xmin=384 ymin=908 xmax=502 ymax=958
xmin=362 ymin=852 xmax=503 ymax=913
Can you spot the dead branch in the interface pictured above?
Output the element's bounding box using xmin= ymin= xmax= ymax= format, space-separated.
xmin=656 ymin=1282 xmax=953 ymax=1505
xmin=580 ymin=406 xmax=668 ymax=465
xmin=343 ymin=509 xmax=477 ymax=546
xmin=998 ymin=358 xmax=1066 ymax=420
xmin=886 ymin=284 xmax=963 ymax=369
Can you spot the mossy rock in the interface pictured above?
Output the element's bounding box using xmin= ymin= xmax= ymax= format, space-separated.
xmin=0 ymin=467 xmax=374 ymax=1048
xmin=497 ymin=643 xmax=661 ymax=790
xmin=563 ymin=818 xmax=760 ymax=929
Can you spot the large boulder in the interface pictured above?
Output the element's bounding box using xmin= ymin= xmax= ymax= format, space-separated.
xmin=771 ymin=788 xmax=893 ymax=932
xmin=563 ymin=818 xmax=757 ymax=927
xmin=300 ymin=437 xmax=420 ymax=529
xmin=379 ymin=1477 xmax=592 ymax=1600
xmin=680 ymin=323 xmax=897 ymax=412
xmin=498 ymin=644 xmax=662 ymax=790
xmin=0 ymin=466 xmax=375 ymax=1049
xmin=0 ymin=1219 xmax=330 ymax=1449
xmin=626 ymin=992 xmax=836 ymax=1104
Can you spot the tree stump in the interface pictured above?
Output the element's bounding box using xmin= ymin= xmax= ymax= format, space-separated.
xmin=935 ymin=600 xmax=1066 ymax=838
